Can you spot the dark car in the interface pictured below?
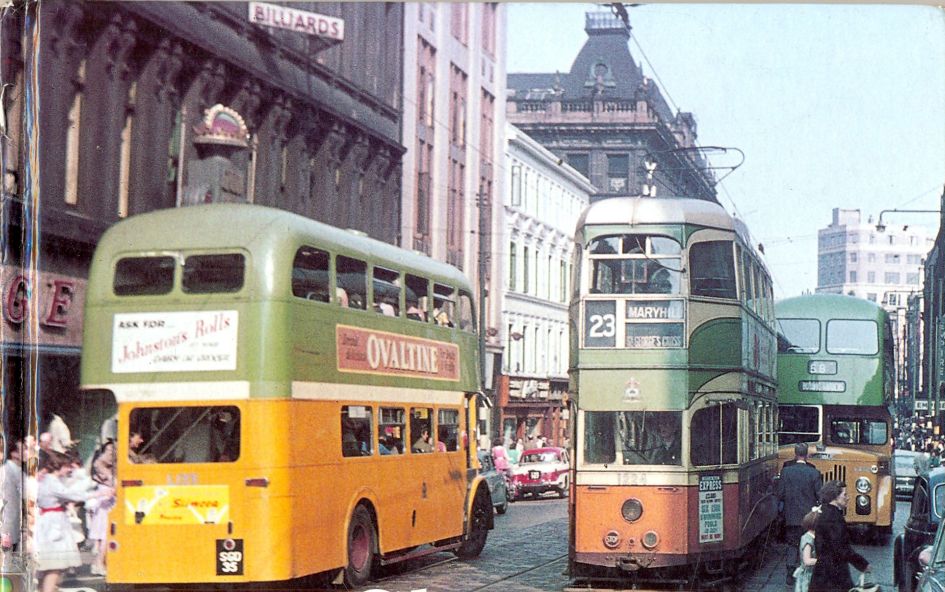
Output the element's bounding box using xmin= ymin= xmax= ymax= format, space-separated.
xmin=917 ymin=518 xmax=945 ymax=592
xmin=477 ymin=450 xmax=509 ymax=515
xmin=897 ymin=450 xmax=925 ymax=500
xmin=896 ymin=467 xmax=945 ymax=592
xmin=508 ymin=447 xmax=570 ymax=500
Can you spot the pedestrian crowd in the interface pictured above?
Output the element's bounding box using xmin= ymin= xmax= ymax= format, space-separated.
xmin=1 ymin=412 xmax=118 ymax=591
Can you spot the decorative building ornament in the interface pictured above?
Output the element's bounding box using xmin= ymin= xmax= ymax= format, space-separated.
xmin=193 ymin=104 xmax=250 ymax=148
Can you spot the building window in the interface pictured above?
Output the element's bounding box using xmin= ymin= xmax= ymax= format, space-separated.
xmin=849 ymin=271 xmax=857 ymax=283
xmin=849 ymin=252 xmax=857 ymax=263
xmin=480 ymin=91 xmax=494 ymax=163
xmin=65 ymin=59 xmax=87 ymax=206
xmin=450 ymin=3 xmax=468 ymax=44
xmin=447 ymin=158 xmax=465 ymax=268
xmin=560 ymin=260 xmax=567 ymax=302
xmin=509 ymin=242 xmax=517 ymax=291
xmin=867 ymin=271 xmax=876 ymax=283
xmin=417 ymin=38 xmax=436 ymax=129
xmin=523 ymin=246 xmax=530 ymax=293
xmin=449 ymin=64 xmax=467 ymax=147
xmin=907 ymin=273 xmax=920 ymax=285
xmin=481 ymin=3 xmax=497 ymax=56
xmin=607 ymin=154 xmax=628 ymax=193
xmin=414 ymin=139 xmax=432 ymax=251
xmin=885 ymin=272 xmax=900 ymax=284
xmin=867 ymin=293 xmax=877 ymax=302
xmin=567 ymin=153 xmax=589 ymax=179
xmin=511 ymin=164 xmax=522 ymax=206
xmin=868 ymin=253 xmax=876 ymax=263
xmin=885 ymin=253 xmax=901 ymax=264
xmin=888 ymin=235 xmax=896 ymax=245
xmin=118 ymin=82 xmax=136 ymax=218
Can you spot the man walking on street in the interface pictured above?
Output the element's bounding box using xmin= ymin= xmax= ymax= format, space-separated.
xmin=778 ymin=442 xmax=821 ymax=585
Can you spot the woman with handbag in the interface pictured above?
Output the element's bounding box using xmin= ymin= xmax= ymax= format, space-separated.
xmin=809 ymin=480 xmax=871 ymax=592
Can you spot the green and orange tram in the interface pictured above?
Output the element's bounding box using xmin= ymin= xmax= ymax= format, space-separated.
xmin=568 ymin=196 xmax=780 ymax=588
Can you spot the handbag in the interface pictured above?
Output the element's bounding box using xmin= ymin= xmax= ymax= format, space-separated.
xmin=848 ymin=572 xmax=880 ymax=592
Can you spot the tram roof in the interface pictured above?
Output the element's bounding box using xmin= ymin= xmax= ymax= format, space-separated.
xmin=95 ymin=203 xmax=472 ymax=289
xmin=578 ymin=196 xmax=735 ymax=234
xmin=776 ymin=293 xmax=887 ymax=321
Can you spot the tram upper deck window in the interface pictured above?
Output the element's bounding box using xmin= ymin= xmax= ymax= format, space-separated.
xmin=689 ymin=241 xmax=737 ymax=299
xmin=828 ymin=418 xmax=887 ymax=445
xmin=778 ymin=319 xmax=820 ymax=354
xmin=777 ymin=405 xmax=820 ymax=445
xmin=588 ymin=234 xmax=681 ymax=295
xmin=129 ymin=406 xmax=240 ymax=463
xmin=114 ymin=256 xmax=175 ymax=296
xmin=182 ymin=254 xmax=245 ymax=293
xmin=582 ymin=410 xmax=681 ymax=465
xmin=826 ymin=320 xmax=878 ymax=355
xmin=292 ymin=247 xmax=330 ymax=302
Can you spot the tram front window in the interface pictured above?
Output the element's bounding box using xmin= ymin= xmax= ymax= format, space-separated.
xmin=583 ymin=410 xmax=681 ymax=465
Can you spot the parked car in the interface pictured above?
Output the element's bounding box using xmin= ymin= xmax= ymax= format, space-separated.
xmin=508 ymin=447 xmax=570 ymax=500
xmin=896 ymin=467 xmax=945 ymax=592
xmin=916 ymin=518 xmax=945 ymax=592
xmin=477 ymin=450 xmax=509 ymax=515
xmin=897 ymin=450 xmax=926 ymax=500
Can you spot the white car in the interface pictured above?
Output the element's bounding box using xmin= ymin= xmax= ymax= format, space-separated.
xmin=508 ymin=447 xmax=570 ymax=500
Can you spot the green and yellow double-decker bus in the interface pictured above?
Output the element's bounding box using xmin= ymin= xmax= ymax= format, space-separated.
xmin=776 ymin=293 xmax=896 ymax=538
xmin=81 ymin=203 xmax=492 ymax=587
xmin=568 ymin=196 xmax=780 ymax=588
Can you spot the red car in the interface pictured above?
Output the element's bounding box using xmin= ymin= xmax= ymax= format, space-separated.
xmin=508 ymin=446 xmax=570 ymax=500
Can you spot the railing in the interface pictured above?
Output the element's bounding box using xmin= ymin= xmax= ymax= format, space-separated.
xmin=561 ymin=100 xmax=592 ymax=112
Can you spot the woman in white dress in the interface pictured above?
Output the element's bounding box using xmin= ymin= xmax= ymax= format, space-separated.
xmin=34 ymin=451 xmax=102 ymax=592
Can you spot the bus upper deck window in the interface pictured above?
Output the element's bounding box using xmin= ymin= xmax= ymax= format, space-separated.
xmin=433 ymin=283 xmax=455 ymax=327
xmin=373 ymin=267 xmax=400 ymax=316
xmin=182 ymin=254 xmax=245 ymax=293
xmin=292 ymin=247 xmax=330 ymax=302
xmin=114 ymin=256 xmax=175 ymax=296
xmin=338 ymin=256 xmax=367 ymax=310
xmin=405 ymin=274 xmax=430 ymax=322
xmin=826 ymin=319 xmax=878 ymax=355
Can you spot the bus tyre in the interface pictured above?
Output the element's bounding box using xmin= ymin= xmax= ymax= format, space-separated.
xmin=455 ymin=488 xmax=490 ymax=559
xmin=344 ymin=506 xmax=376 ymax=587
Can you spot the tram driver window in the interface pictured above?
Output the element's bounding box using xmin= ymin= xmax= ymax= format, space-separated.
xmin=341 ymin=406 xmax=373 ymax=457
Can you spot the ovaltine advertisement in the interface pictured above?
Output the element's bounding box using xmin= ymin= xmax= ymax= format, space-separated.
xmin=336 ymin=325 xmax=460 ymax=381
xmin=112 ymin=311 xmax=239 ymax=373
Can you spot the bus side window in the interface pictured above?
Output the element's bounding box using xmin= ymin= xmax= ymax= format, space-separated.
xmin=405 ymin=274 xmax=429 ymax=322
xmin=292 ymin=247 xmax=330 ymax=302
xmin=411 ymin=408 xmax=434 ymax=453
xmin=341 ymin=406 xmax=373 ymax=457
xmin=379 ymin=407 xmax=405 ymax=455
xmin=433 ymin=283 xmax=455 ymax=327
xmin=437 ymin=408 xmax=460 ymax=451
xmin=373 ymin=266 xmax=400 ymax=316
xmin=338 ymin=256 xmax=367 ymax=310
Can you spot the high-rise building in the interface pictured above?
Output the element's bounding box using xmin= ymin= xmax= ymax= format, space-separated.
xmin=400 ymin=3 xmax=507 ymax=437
xmin=816 ymin=208 xmax=931 ymax=304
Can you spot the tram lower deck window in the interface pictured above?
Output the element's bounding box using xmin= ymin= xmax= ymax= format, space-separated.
xmin=583 ymin=411 xmax=681 ymax=465
xmin=129 ymin=406 xmax=240 ymax=463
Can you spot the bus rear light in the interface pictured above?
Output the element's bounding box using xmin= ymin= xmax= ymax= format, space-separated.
xmin=621 ymin=498 xmax=643 ymax=522
xmin=245 ymin=477 xmax=269 ymax=487
xmin=641 ymin=530 xmax=660 ymax=549
xmin=108 ymin=541 xmax=119 ymax=551
xmin=121 ymin=479 xmax=143 ymax=487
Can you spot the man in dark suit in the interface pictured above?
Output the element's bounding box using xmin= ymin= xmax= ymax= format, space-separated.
xmin=777 ymin=442 xmax=821 ymax=585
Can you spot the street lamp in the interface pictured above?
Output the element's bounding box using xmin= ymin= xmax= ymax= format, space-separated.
xmin=875 ymin=209 xmax=939 ymax=232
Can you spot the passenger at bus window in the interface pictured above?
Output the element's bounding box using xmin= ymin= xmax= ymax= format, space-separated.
xmin=406 ymin=301 xmax=426 ymax=321
xmin=436 ymin=427 xmax=450 ymax=452
xmin=413 ymin=428 xmax=434 ymax=453
xmin=336 ymin=287 xmax=349 ymax=307
xmin=379 ymin=435 xmax=399 ymax=455
xmin=378 ymin=301 xmax=396 ymax=316
xmin=434 ymin=308 xmax=453 ymax=327
xmin=128 ymin=431 xmax=155 ymax=464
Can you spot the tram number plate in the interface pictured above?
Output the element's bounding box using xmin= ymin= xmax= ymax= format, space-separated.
xmin=529 ymin=470 xmax=541 ymax=480
xmin=216 ymin=539 xmax=244 ymax=575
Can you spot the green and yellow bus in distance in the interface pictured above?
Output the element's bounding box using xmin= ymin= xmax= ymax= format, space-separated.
xmin=776 ymin=293 xmax=896 ymax=537
xmin=569 ymin=196 xmax=779 ymax=588
xmin=81 ymin=203 xmax=493 ymax=587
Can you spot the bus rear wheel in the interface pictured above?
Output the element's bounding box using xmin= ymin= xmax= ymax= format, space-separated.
xmin=455 ymin=488 xmax=490 ymax=559
xmin=344 ymin=505 xmax=376 ymax=587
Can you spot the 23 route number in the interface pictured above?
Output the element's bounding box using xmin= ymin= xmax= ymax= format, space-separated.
xmin=589 ymin=314 xmax=616 ymax=338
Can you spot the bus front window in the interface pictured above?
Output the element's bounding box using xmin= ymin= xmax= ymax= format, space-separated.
xmin=583 ymin=411 xmax=681 ymax=465
xmin=778 ymin=405 xmax=820 ymax=445
xmin=129 ymin=406 xmax=240 ymax=463
xmin=829 ymin=418 xmax=887 ymax=445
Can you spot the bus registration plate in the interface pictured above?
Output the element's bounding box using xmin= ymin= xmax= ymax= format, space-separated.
xmin=216 ymin=539 xmax=244 ymax=575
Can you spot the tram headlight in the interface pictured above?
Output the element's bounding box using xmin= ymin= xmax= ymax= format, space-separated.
xmin=855 ymin=477 xmax=872 ymax=494
xmin=641 ymin=530 xmax=660 ymax=549
xmin=621 ymin=498 xmax=643 ymax=523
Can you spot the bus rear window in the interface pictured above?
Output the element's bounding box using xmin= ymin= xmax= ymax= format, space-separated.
xmin=183 ymin=254 xmax=245 ymax=293
xmin=114 ymin=256 xmax=175 ymax=296
xmin=129 ymin=406 xmax=240 ymax=463
xmin=826 ymin=320 xmax=878 ymax=355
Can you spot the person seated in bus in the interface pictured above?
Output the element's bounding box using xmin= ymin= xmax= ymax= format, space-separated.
xmin=433 ymin=307 xmax=453 ymax=327
xmin=335 ymin=287 xmax=349 ymax=307
xmin=406 ymin=299 xmax=426 ymax=321
xmin=412 ymin=428 xmax=434 ymax=453
xmin=379 ymin=435 xmax=399 ymax=455
xmin=377 ymin=300 xmax=396 ymax=316
xmin=436 ymin=426 xmax=450 ymax=452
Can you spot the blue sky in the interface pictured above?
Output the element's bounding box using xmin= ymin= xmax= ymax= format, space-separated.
xmin=506 ymin=4 xmax=945 ymax=298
